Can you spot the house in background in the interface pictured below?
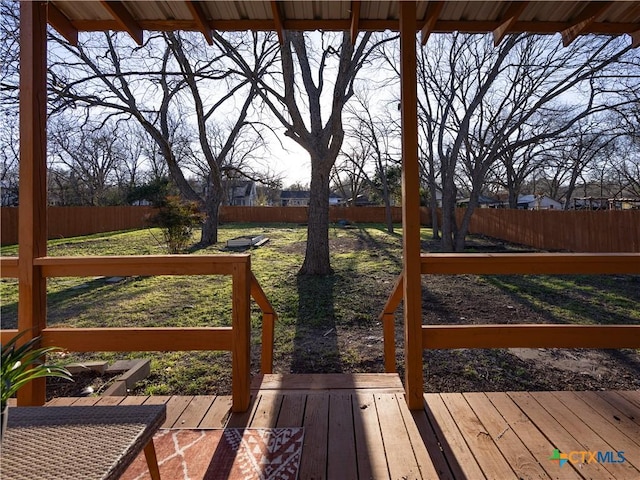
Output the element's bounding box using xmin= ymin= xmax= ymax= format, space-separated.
xmin=224 ymin=180 xmax=257 ymax=206
xmin=329 ymin=192 xmax=344 ymax=206
xmin=457 ymin=195 xmax=501 ymax=208
xmin=518 ymin=194 xmax=562 ymax=210
xmin=280 ymin=190 xmax=310 ymax=206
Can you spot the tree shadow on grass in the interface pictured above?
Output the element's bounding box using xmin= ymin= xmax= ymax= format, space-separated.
xmin=351 ymin=226 xmax=403 ymax=270
xmin=292 ymin=274 xmax=343 ymax=373
xmin=484 ymin=274 xmax=640 ymax=326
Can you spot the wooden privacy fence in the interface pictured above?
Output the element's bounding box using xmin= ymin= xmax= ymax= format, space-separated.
xmin=459 ymin=208 xmax=640 ymax=252
xmin=0 ymin=254 xmax=277 ymax=412
xmin=1 ymin=206 xmax=432 ymax=245
xmin=220 ymin=205 xmax=421 ymax=224
xmin=1 ymin=206 xmax=156 ymax=245
xmin=4 ymin=206 xmax=638 ymax=252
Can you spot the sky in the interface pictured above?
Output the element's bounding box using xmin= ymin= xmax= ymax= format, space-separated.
xmin=270 ymin=140 xmax=312 ymax=188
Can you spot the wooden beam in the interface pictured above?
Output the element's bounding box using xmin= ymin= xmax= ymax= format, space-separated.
xmin=47 ymin=3 xmax=78 ymax=46
xmin=270 ymin=1 xmax=284 ymax=44
xmin=34 ymin=254 xmax=249 ymax=277
xmin=18 ymin=0 xmax=48 ymax=407
xmin=632 ymin=30 xmax=640 ymax=48
xmin=420 ymin=1 xmax=444 ymax=45
xmin=379 ymin=271 xmax=404 ymax=318
xmin=382 ymin=314 xmax=396 ymax=373
xmin=100 ymin=1 xmax=143 ymax=45
xmin=493 ymin=1 xmax=528 ymax=46
xmin=350 ymin=1 xmax=361 ymax=45
xmin=561 ymin=2 xmax=613 ymax=47
xmin=380 ymin=271 xmax=403 ymax=373
xmin=250 ymin=271 xmax=277 ymax=374
xmin=400 ymin=1 xmax=423 ymax=411
xmin=186 ymin=1 xmax=213 ymax=45
xmin=41 ymin=327 xmax=233 ymax=352
xmin=422 ymin=325 xmax=640 ymax=350
xmin=0 ymin=330 xmax=19 ymax=346
xmin=231 ymin=258 xmax=252 ymax=412
xmin=420 ymin=253 xmax=640 ymax=275
xmin=0 ymin=257 xmax=19 ymax=278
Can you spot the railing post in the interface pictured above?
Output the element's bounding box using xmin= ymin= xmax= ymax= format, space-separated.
xmin=399 ymin=0 xmax=424 ymax=410
xmin=231 ymin=256 xmax=251 ymax=412
xmin=380 ymin=271 xmax=404 ymax=373
xmin=382 ymin=314 xmax=396 ymax=373
xmin=17 ymin=0 xmax=48 ymax=406
xmin=261 ymin=313 xmax=275 ymax=374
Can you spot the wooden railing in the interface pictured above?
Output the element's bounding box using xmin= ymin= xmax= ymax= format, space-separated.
xmin=0 ymin=254 xmax=277 ymax=412
xmin=380 ymin=253 xmax=640 ymax=373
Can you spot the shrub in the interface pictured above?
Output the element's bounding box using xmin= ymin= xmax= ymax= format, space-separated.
xmin=148 ymin=196 xmax=204 ymax=253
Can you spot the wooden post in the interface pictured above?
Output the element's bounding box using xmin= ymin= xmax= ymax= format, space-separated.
xmin=17 ymin=0 xmax=48 ymax=406
xmin=399 ymin=1 xmax=424 ymax=410
xmin=231 ymin=257 xmax=252 ymax=412
xmin=261 ymin=312 xmax=275 ymax=374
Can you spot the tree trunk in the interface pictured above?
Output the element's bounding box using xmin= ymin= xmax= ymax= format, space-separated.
xmin=454 ymin=201 xmax=476 ymax=251
xmin=200 ymin=183 xmax=221 ymax=245
xmin=381 ymin=168 xmax=394 ymax=234
xmin=428 ymin=174 xmax=440 ymax=239
xmin=440 ymin=187 xmax=457 ymax=252
xmin=300 ymin=159 xmax=333 ymax=275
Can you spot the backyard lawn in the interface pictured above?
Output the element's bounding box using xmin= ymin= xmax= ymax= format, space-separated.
xmin=1 ymin=223 xmax=638 ymax=398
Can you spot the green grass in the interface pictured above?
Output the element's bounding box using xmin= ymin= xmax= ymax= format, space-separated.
xmin=1 ymin=224 xmax=638 ymax=396
xmin=484 ymin=275 xmax=640 ymax=325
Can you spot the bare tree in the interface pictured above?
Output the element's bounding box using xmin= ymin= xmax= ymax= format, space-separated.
xmin=48 ymin=117 xmax=129 ymax=205
xmin=331 ymin=149 xmax=369 ymax=207
xmin=222 ymin=30 xmax=395 ymax=274
xmin=48 ymin=30 xmax=276 ymax=245
xmin=342 ymin=92 xmax=400 ymax=232
xmin=412 ymin=33 xmax=637 ymax=251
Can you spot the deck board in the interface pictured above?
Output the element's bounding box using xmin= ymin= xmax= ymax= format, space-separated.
xmin=578 ymin=391 xmax=640 ymax=443
xmin=375 ymin=393 xmax=423 ymax=479
xmin=327 ymin=393 xmax=357 ymax=479
xmin=300 ymin=394 xmax=329 ymax=480
xmin=352 ymin=393 xmax=390 ymax=480
xmin=42 ymin=377 xmax=639 ymax=479
xmin=424 ymin=392 xmax=486 ymax=479
xmin=464 ymin=392 xmax=549 ymax=480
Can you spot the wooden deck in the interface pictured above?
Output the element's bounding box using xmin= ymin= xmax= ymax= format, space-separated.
xmin=44 ymin=374 xmax=640 ymax=479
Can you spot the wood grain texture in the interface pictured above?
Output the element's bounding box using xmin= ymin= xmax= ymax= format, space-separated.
xmin=399 ymin=0 xmax=423 ymax=411
xmin=421 ymin=252 xmax=640 ymax=275
xmin=18 ymin=0 xmax=48 ymax=407
xmin=422 ymin=324 xmax=640 ymax=349
xmin=41 ymin=380 xmax=639 ymax=480
xmin=42 ymin=327 xmax=233 ymax=352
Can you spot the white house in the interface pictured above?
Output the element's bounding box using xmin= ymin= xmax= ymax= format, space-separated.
xmin=225 ymin=180 xmax=257 ymax=206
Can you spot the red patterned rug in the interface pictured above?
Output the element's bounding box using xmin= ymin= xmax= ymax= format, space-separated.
xmin=121 ymin=428 xmax=304 ymax=480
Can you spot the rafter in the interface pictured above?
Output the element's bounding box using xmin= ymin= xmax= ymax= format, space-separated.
xmin=561 ymin=1 xmax=613 ymax=47
xmin=271 ymin=1 xmax=284 ymax=44
xmin=350 ymin=1 xmax=361 ymax=45
xmin=633 ymin=31 xmax=640 ymax=48
xmin=493 ymin=1 xmax=528 ymax=46
xmin=420 ymin=1 xmax=444 ymax=46
xmin=100 ymin=1 xmax=143 ymax=45
xmin=47 ymin=3 xmax=78 ymax=46
xmin=186 ymin=1 xmax=213 ymax=45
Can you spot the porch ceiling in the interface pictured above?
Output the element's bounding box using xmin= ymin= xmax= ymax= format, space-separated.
xmin=49 ymin=1 xmax=640 ymax=46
